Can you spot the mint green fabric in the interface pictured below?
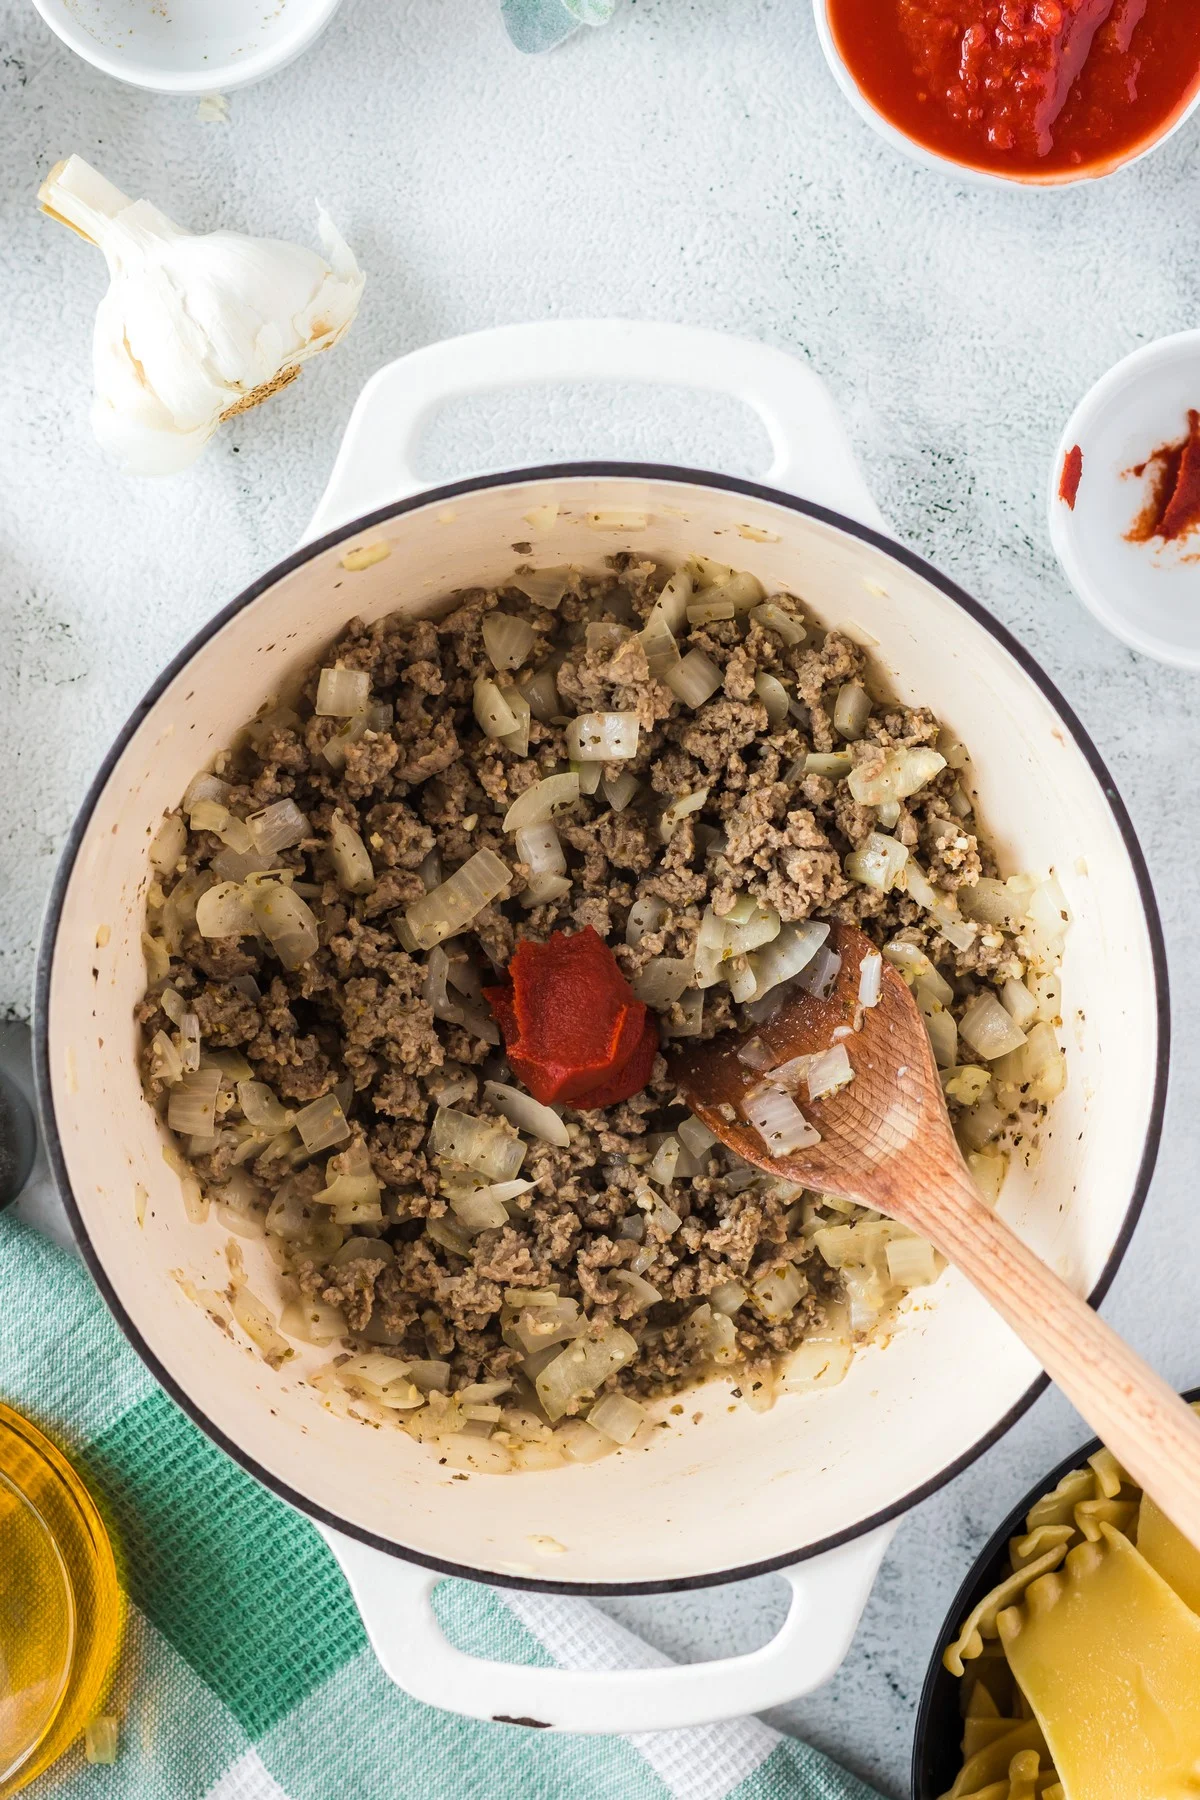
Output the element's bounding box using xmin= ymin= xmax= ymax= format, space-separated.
xmin=1 ymin=1215 xmax=885 ymax=1799
xmin=500 ymin=0 xmax=616 ymax=54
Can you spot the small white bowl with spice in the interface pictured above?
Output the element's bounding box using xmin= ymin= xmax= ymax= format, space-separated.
xmin=1049 ymin=331 xmax=1200 ymax=670
xmin=32 ymin=0 xmax=344 ymax=94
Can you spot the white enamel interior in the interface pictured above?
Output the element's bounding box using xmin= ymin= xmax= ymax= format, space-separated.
xmin=45 ymin=471 xmax=1159 ymax=1588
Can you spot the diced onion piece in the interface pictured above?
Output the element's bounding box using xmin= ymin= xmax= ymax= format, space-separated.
xmin=659 ymin=787 xmax=708 ymax=843
xmin=571 ymin=759 xmax=603 ymax=795
xmin=848 ymin=747 xmax=946 ymax=808
xmin=294 ymin=1093 xmax=350 ymax=1153
xmin=992 ymin=1021 xmax=1066 ymax=1103
xmin=150 ymin=813 xmax=187 ymax=873
xmin=610 ymin=1269 xmax=662 ymax=1311
xmin=846 ymin=831 xmax=909 ymax=893
xmin=195 ymin=881 xmax=255 ymax=939
xmin=794 ymin=943 xmax=842 ymax=1000
xmin=886 ymin=1235 xmax=940 ymax=1288
xmin=654 ymin=569 xmax=693 ymax=631
xmin=646 ymin=1136 xmax=680 ymax=1186
xmin=250 ymin=881 xmax=320 ymax=970
xmin=626 ymin=893 xmax=667 ymax=945
xmin=535 ymin=1326 xmax=638 ymax=1422
xmin=430 ymin=1106 xmax=526 ymax=1180
xmin=687 ymin=597 xmax=736 ymax=625
xmin=450 ymin=1187 xmax=511 ymax=1233
xmin=427 ymin=1216 xmax=473 ymax=1257
xmin=925 ymin=1009 xmax=958 ymax=1069
xmin=805 ymin=752 xmax=853 ymax=779
xmin=566 ymin=712 xmax=640 ymax=762
xmin=750 ymin=601 xmax=805 ymax=646
xmin=669 ymin=990 xmax=704 ymax=1038
xmin=247 ymin=799 xmax=309 ymax=854
xmin=161 ymin=869 xmax=216 ymax=953
xmin=694 ymin=906 xmax=728 ymax=989
xmin=747 ymin=920 xmax=830 ymax=1001
xmin=514 ymin=822 xmax=566 ymax=876
xmin=742 ymin=1085 xmax=820 ymax=1155
xmin=84 ymin=1717 xmax=119 ymax=1766
xmin=601 ymin=771 xmax=640 ymax=812
xmin=518 ymin=666 xmax=562 ymax=723
xmin=710 ymin=1279 xmax=747 ymax=1314
xmin=423 ymin=944 xmax=464 ymax=1024
xmin=231 ymin=1283 xmax=293 ymax=1368
xmin=321 ymin=712 xmax=368 ymax=771
xmin=959 ymin=877 xmax=1022 ymax=928
xmin=149 ymin=1029 xmax=184 ymax=1087
xmin=1001 ymin=977 xmax=1039 ymax=1032
xmin=639 ymin=609 xmax=682 ymax=678
xmin=329 ymin=811 xmax=374 ymax=894
xmin=754 ymin=672 xmax=791 ymax=728
xmin=968 ymin=1150 xmax=1008 ymax=1207
xmin=959 ymin=991 xmax=1028 ymax=1061
xmin=934 ymin=906 xmax=977 ymax=952
xmin=484 ymin=1079 xmax=570 ymax=1148
xmin=781 ymin=1304 xmax=852 ymax=1392
xmin=281 ymin=1298 xmax=346 ymax=1345
xmin=520 ymin=872 xmax=573 ymax=908
xmin=806 ymin=1043 xmax=855 ymax=1100
xmin=237 ymin=1079 xmax=292 ymax=1134
xmin=833 ymin=682 xmax=871 ymax=741
xmin=752 ymin=1260 xmax=807 ymax=1322
xmin=404 ymin=849 xmax=510 ymax=950
xmin=665 ymin=649 xmax=722 ymax=709
xmin=631 ymin=957 xmax=692 ymax=1008
xmin=588 ymin=1392 xmax=646 ymax=1445
xmin=316 ymin=667 xmax=370 ymax=717
xmin=692 ymin=568 xmax=762 ymax=609
xmin=474 ymin=676 xmax=519 ymax=740
xmin=337 ymin=1353 xmax=423 ymax=1407
xmin=503 ymin=774 xmax=580 ymax=833
xmin=724 ymin=903 xmax=780 ymax=957
xmin=482 ymin=611 xmax=536 ymax=672
xmin=183 ymin=771 xmax=232 ymax=815
xmin=511 ymin=566 xmax=572 ymax=608
xmin=858 ymin=949 xmax=883 ymax=1009
xmin=678 ymin=1115 xmax=717 ymax=1156
xmin=942 ymin=1065 xmax=991 ymax=1106
xmin=499 ymin=687 xmax=532 ymax=757
xmin=957 ymin=1093 xmax=1008 ymax=1152
xmin=167 ymin=1067 xmax=221 ymax=1136
xmin=685 ymin=1302 xmax=738 ymax=1364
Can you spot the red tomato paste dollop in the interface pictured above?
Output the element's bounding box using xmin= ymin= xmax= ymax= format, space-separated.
xmin=484 ymin=926 xmax=659 ymax=1109
xmin=1059 ymin=444 xmax=1084 ymax=509
xmin=827 ymin=0 xmax=1200 ymax=178
xmin=1126 ymin=410 xmax=1200 ymax=545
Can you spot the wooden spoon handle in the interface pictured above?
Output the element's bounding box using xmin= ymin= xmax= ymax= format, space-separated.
xmin=920 ymin=1162 xmax=1200 ymax=1548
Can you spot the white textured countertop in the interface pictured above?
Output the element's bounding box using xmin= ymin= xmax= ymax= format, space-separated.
xmin=2 ymin=1 xmax=1199 ymax=1791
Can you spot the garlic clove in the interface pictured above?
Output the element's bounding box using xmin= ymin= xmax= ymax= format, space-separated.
xmin=39 ymin=155 xmax=365 ymax=477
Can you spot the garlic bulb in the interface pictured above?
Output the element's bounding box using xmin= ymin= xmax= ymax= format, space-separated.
xmin=39 ymin=156 xmax=365 ymax=476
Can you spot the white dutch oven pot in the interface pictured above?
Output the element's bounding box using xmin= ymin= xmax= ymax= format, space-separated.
xmin=36 ymin=322 xmax=1167 ymax=1734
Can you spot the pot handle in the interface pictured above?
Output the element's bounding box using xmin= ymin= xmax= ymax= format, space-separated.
xmin=304 ymin=319 xmax=886 ymax=542
xmin=318 ymin=1520 xmax=895 ymax=1734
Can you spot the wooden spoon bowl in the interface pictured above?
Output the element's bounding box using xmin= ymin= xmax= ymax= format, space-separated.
xmin=671 ymin=920 xmax=1200 ymax=1550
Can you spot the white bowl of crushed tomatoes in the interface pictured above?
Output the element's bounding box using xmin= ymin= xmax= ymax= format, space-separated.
xmin=813 ymin=0 xmax=1200 ymax=186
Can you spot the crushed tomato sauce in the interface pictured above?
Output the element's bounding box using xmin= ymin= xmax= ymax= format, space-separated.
xmin=827 ymin=0 xmax=1200 ymax=178
xmin=1125 ymin=410 xmax=1200 ymax=545
xmin=1059 ymin=444 xmax=1084 ymax=509
xmin=484 ymin=926 xmax=659 ymax=1108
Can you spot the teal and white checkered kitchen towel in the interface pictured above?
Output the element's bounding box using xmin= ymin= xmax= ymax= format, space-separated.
xmin=501 ymin=0 xmax=617 ymax=54
xmin=1 ymin=1215 xmax=885 ymax=1800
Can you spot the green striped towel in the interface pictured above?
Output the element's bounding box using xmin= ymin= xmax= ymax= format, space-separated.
xmin=2 ymin=1215 xmax=885 ymax=1800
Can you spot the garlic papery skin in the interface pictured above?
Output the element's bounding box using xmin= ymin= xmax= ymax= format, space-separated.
xmin=39 ymin=155 xmax=365 ymax=477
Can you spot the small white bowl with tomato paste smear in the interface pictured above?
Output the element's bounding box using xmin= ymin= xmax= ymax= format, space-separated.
xmin=813 ymin=0 xmax=1200 ymax=186
xmin=1050 ymin=330 xmax=1200 ymax=668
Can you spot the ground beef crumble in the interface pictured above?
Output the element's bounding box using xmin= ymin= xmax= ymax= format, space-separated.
xmin=141 ymin=553 xmax=1058 ymax=1461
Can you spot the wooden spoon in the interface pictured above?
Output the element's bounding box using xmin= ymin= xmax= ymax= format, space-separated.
xmin=671 ymin=920 xmax=1200 ymax=1548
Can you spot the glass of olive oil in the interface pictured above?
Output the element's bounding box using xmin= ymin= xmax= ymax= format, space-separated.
xmin=0 ymin=1404 xmax=122 ymax=1795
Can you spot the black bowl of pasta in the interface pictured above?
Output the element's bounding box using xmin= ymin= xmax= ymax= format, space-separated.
xmin=911 ymin=1390 xmax=1200 ymax=1800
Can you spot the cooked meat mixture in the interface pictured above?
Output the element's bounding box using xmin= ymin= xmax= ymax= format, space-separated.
xmin=139 ymin=552 xmax=1067 ymax=1473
